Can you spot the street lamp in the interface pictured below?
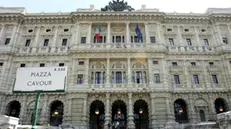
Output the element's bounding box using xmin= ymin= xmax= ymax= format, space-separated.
xmin=95 ymin=109 xmax=100 ymax=115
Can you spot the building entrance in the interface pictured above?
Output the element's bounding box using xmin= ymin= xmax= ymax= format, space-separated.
xmin=111 ymin=100 xmax=127 ymax=129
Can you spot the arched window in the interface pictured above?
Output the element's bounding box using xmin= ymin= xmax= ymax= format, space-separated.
xmin=174 ymin=99 xmax=188 ymax=123
xmin=199 ymin=110 xmax=206 ymax=122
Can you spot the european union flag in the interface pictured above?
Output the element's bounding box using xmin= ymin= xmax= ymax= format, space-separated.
xmin=135 ymin=24 xmax=142 ymax=41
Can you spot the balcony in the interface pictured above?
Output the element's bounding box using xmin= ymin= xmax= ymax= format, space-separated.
xmin=207 ymin=65 xmax=220 ymax=72
xmin=188 ymin=65 xmax=202 ymax=72
xmin=19 ymin=47 xmax=32 ymax=53
xmin=38 ymin=46 xmax=51 ymax=53
xmin=169 ymin=65 xmax=183 ymax=72
xmin=0 ymin=45 xmax=18 ymax=53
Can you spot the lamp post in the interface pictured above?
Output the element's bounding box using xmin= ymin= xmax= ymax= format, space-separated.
xmin=117 ymin=108 xmax=121 ymax=129
xmin=95 ymin=109 xmax=100 ymax=129
xmin=139 ymin=108 xmax=143 ymax=129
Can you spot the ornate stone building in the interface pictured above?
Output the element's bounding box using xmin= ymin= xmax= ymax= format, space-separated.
xmin=0 ymin=2 xmax=231 ymax=129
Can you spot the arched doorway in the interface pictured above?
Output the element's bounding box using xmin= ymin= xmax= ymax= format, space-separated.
xmin=50 ymin=100 xmax=64 ymax=126
xmin=215 ymin=98 xmax=228 ymax=114
xmin=5 ymin=100 xmax=21 ymax=118
xmin=199 ymin=110 xmax=206 ymax=122
xmin=174 ymin=99 xmax=189 ymax=123
xmin=112 ymin=100 xmax=127 ymax=129
xmin=89 ymin=100 xmax=105 ymax=129
xmin=134 ymin=100 xmax=149 ymax=129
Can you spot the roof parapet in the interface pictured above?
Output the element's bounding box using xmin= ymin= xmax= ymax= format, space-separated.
xmin=206 ymin=8 xmax=231 ymax=14
xmin=0 ymin=7 xmax=27 ymax=14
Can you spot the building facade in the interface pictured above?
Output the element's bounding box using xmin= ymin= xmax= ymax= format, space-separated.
xmin=0 ymin=3 xmax=231 ymax=129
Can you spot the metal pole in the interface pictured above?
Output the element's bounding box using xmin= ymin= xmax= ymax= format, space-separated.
xmin=32 ymin=91 xmax=41 ymax=129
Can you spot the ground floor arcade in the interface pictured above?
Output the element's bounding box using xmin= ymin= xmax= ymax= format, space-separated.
xmin=0 ymin=92 xmax=230 ymax=129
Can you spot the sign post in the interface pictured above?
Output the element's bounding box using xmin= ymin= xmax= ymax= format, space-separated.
xmin=13 ymin=67 xmax=67 ymax=128
xmin=32 ymin=91 xmax=41 ymax=129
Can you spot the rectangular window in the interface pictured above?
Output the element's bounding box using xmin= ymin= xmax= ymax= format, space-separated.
xmin=40 ymin=63 xmax=45 ymax=67
xmin=59 ymin=63 xmax=64 ymax=67
xmin=97 ymin=36 xmax=103 ymax=43
xmin=172 ymin=62 xmax=177 ymax=66
xmin=212 ymin=75 xmax=218 ymax=84
xmin=64 ymin=29 xmax=69 ymax=32
xmin=43 ymin=39 xmax=49 ymax=46
xmin=204 ymin=39 xmax=209 ymax=46
xmin=62 ymin=39 xmax=67 ymax=46
xmin=167 ymin=29 xmax=172 ymax=31
xmin=46 ymin=29 xmax=51 ymax=32
xmin=131 ymin=36 xmax=133 ymax=43
xmin=0 ymin=63 xmax=3 ymax=66
xmin=79 ymin=61 xmax=84 ymax=65
xmin=77 ymin=74 xmax=83 ymax=84
xmin=229 ymin=61 xmax=231 ymax=64
xmin=116 ymin=72 xmax=122 ymax=84
xmin=186 ymin=38 xmax=192 ymax=46
xmin=25 ymin=39 xmax=31 ymax=47
xmin=154 ymin=74 xmax=160 ymax=83
xmin=28 ymin=29 xmax=33 ymax=32
xmin=153 ymin=61 xmax=159 ymax=64
xmin=5 ymin=38 xmax=10 ymax=45
xmin=95 ymin=72 xmax=101 ymax=84
xmin=174 ymin=75 xmax=180 ymax=84
xmin=20 ymin=64 xmax=26 ymax=67
xmin=150 ymin=36 xmax=156 ymax=43
xmin=116 ymin=36 xmax=121 ymax=43
xmin=193 ymin=75 xmax=199 ymax=84
xmin=136 ymin=71 xmax=142 ymax=84
xmin=169 ymin=38 xmax=174 ymax=45
xmin=81 ymin=37 xmax=86 ymax=44
xmin=222 ymin=37 xmax=228 ymax=44
xmin=191 ymin=62 xmax=196 ymax=66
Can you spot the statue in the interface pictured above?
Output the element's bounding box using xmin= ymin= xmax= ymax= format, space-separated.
xmin=101 ymin=0 xmax=135 ymax=11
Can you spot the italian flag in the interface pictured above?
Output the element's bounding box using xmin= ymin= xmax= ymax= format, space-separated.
xmin=95 ymin=22 xmax=101 ymax=39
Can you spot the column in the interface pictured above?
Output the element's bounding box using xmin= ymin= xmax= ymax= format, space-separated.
xmin=189 ymin=94 xmax=196 ymax=123
xmin=51 ymin=26 xmax=58 ymax=52
xmin=84 ymin=58 xmax=89 ymax=84
xmin=213 ymin=23 xmax=222 ymax=44
xmin=71 ymin=23 xmax=79 ymax=46
xmin=104 ymin=93 xmax=110 ymax=129
xmin=67 ymin=97 xmax=72 ymax=123
xmin=0 ymin=25 xmax=5 ymax=44
xmin=9 ymin=25 xmax=17 ymax=45
xmin=13 ymin=24 xmax=21 ymax=46
xmin=87 ymin=23 xmax=92 ymax=44
xmin=156 ymin=23 xmax=162 ymax=43
xmin=126 ymin=22 xmax=130 ymax=43
xmin=106 ymin=58 xmax=110 ymax=85
xmin=82 ymin=96 xmax=88 ymax=124
xmin=148 ymin=58 xmax=153 ymax=84
xmin=107 ymin=23 xmax=111 ymax=43
xmin=184 ymin=61 xmax=191 ymax=88
xmin=145 ymin=23 xmax=150 ymax=43
xmin=127 ymin=58 xmax=132 ymax=85
xmin=127 ymin=93 xmax=135 ymax=129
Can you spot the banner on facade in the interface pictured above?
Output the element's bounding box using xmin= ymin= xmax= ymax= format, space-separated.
xmin=13 ymin=67 xmax=67 ymax=92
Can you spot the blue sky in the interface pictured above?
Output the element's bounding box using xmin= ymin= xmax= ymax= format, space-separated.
xmin=1 ymin=0 xmax=231 ymax=13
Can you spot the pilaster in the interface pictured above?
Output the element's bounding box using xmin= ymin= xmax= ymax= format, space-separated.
xmin=32 ymin=26 xmax=41 ymax=53
xmin=87 ymin=23 xmax=92 ymax=44
xmin=84 ymin=58 xmax=89 ymax=84
xmin=145 ymin=23 xmax=150 ymax=43
xmin=82 ymin=95 xmax=88 ymax=125
xmin=127 ymin=93 xmax=135 ymax=129
xmin=71 ymin=58 xmax=77 ymax=85
xmin=127 ymin=58 xmax=132 ymax=85
xmin=9 ymin=25 xmax=17 ymax=45
xmin=189 ymin=94 xmax=196 ymax=123
xmin=51 ymin=26 xmax=58 ymax=52
xmin=0 ymin=24 xmax=5 ymax=45
xmin=177 ymin=26 xmax=183 ymax=45
xmin=19 ymin=95 xmax=27 ymax=124
xmin=106 ymin=58 xmax=110 ymax=86
xmin=209 ymin=95 xmax=217 ymax=120
xmin=156 ymin=23 xmax=162 ymax=44
xmin=150 ymin=95 xmax=157 ymax=128
xmin=194 ymin=26 xmax=200 ymax=46
xmin=148 ymin=58 xmax=153 ymax=84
